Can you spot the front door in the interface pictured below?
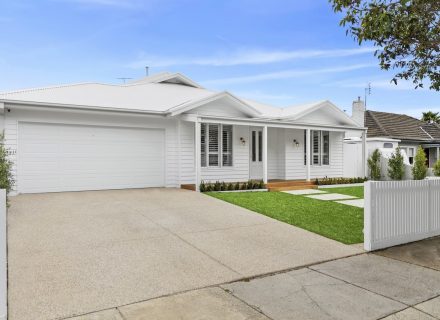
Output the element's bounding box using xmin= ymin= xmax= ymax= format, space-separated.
xmin=249 ymin=127 xmax=263 ymax=179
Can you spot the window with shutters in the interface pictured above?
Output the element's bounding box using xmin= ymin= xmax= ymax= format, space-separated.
xmin=200 ymin=123 xmax=233 ymax=167
xmin=304 ymin=130 xmax=330 ymax=166
xmin=222 ymin=125 xmax=233 ymax=166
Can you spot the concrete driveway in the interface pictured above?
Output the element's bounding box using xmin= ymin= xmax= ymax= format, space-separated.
xmin=8 ymin=188 xmax=361 ymax=320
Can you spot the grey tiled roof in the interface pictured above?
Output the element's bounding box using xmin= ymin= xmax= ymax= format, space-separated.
xmin=365 ymin=110 xmax=440 ymax=142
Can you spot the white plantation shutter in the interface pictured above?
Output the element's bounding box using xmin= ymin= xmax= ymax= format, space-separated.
xmin=322 ymin=131 xmax=329 ymax=165
xmin=208 ymin=124 xmax=219 ymax=166
xmin=200 ymin=123 xmax=234 ymax=168
xmin=312 ymin=130 xmax=320 ymax=165
xmin=222 ymin=125 xmax=233 ymax=166
xmin=201 ymin=123 xmax=207 ymax=167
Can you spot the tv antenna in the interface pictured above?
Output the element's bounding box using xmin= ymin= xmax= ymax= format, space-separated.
xmin=364 ymin=82 xmax=371 ymax=107
xmin=117 ymin=77 xmax=132 ymax=84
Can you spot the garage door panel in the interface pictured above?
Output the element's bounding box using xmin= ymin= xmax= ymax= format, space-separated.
xmin=18 ymin=122 xmax=166 ymax=193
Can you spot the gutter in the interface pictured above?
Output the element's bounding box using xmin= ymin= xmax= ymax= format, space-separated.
xmin=0 ymin=99 xmax=167 ymax=117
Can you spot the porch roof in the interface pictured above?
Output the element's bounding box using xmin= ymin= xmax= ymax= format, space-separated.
xmin=181 ymin=114 xmax=367 ymax=132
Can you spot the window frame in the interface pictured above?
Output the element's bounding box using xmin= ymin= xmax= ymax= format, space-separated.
xmin=200 ymin=123 xmax=234 ymax=168
xmin=304 ymin=130 xmax=331 ymax=167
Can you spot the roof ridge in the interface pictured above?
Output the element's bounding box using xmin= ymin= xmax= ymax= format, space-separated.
xmin=367 ymin=110 xmax=390 ymax=136
xmin=0 ymin=82 xmax=99 ymax=96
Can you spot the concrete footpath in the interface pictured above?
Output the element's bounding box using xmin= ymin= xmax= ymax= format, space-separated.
xmin=66 ymin=237 xmax=440 ymax=320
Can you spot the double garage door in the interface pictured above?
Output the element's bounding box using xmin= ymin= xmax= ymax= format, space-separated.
xmin=18 ymin=122 xmax=165 ymax=193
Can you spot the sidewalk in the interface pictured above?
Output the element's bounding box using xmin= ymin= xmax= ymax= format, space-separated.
xmin=66 ymin=237 xmax=440 ymax=320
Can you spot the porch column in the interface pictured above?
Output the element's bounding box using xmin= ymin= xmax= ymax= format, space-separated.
xmin=437 ymin=147 xmax=440 ymax=163
xmin=306 ymin=129 xmax=311 ymax=181
xmin=263 ymin=125 xmax=268 ymax=184
xmin=362 ymin=130 xmax=367 ymax=177
xmin=194 ymin=119 xmax=201 ymax=192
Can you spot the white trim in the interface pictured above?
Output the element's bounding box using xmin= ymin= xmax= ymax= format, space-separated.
xmin=177 ymin=119 xmax=182 ymax=187
xmin=168 ymin=91 xmax=261 ymax=117
xmin=306 ymin=128 xmax=311 ymax=181
xmin=195 ymin=119 xmax=201 ymax=192
xmin=263 ymin=126 xmax=268 ymax=184
xmin=194 ymin=115 xmax=366 ymax=132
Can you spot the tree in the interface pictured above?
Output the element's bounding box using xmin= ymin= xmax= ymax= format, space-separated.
xmin=388 ymin=147 xmax=405 ymax=180
xmin=412 ymin=146 xmax=428 ymax=180
xmin=368 ymin=149 xmax=382 ymax=180
xmin=330 ymin=0 xmax=440 ymax=90
xmin=0 ymin=133 xmax=14 ymax=205
xmin=421 ymin=111 xmax=440 ymax=124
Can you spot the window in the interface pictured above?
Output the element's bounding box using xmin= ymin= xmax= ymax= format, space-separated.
xmin=304 ymin=130 xmax=330 ymax=166
xmin=312 ymin=130 xmax=321 ymax=165
xmin=222 ymin=125 xmax=233 ymax=166
xmin=401 ymin=147 xmax=415 ymax=164
xmin=258 ymin=131 xmax=262 ymax=161
xmin=252 ymin=131 xmax=256 ymax=162
xmin=322 ymin=131 xmax=329 ymax=165
xmin=383 ymin=143 xmax=393 ymax=148
xmin=201 ymin=123 xmax=233 ymax=167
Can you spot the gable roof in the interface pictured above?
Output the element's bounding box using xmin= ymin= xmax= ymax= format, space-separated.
xmin=365 ymin=110 xmax=440 ymax=142
xmin=129 ymin=72 xmax=204 ymax=89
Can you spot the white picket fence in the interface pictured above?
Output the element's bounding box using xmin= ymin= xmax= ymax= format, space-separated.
xmin=364 ymin=180 xmax=440 ymax=251
xmin=0 ymin=190 xmax=5 ymax=320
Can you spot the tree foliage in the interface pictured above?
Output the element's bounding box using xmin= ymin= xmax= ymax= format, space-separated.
xmin=330 ymin=0 xmax=440 ymax=90
xmin=368 ymin=149 xmax=382 ymax=180
xmin=412 ymin=146 xmax=428 ymax=180
xmin=422 ymin=111 xmax=440 ymax=124
xmin=388 ymin=147 xmax=405 ymax=180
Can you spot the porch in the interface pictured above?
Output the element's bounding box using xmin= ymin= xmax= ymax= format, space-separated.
xmin=179 ymin=115 xmax=367 ymax=191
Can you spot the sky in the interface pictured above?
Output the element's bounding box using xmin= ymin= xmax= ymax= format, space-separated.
xmin=0 ymin=0 xmax=438 ymax=118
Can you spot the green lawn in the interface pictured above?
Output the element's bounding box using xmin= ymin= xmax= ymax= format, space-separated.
xmin=319 ymin=186 xmax=364 ymax=198
xmin=207 ymin=191 xmax=363 ymax=244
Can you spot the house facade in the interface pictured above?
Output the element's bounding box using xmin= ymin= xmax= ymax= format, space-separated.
xmin=0 ymin=72 xmax=367 ymax=194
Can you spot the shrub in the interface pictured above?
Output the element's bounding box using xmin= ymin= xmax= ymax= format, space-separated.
xmin=0 ymin=133 xmax=14 ymax=206
xmin=315 ymin=176 xmax=367 ymax=185
xmin=368 ymin=149 xmax=381 ymax=180
xmin=199 ymin=180 xmax=265 ymax=192
xmin=387 ymin=147 xmax=405 ymax=180
xmin=412 ymin=146 xmax=428 ymax=180
xmin=434 ymin=159 xmax=440 ymax=177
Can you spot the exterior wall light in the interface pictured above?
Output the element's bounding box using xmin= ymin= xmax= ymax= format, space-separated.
xmin=293 ymin=139 xmax=300 ymax=147
xmin=240 ymin=137 xmax=246 ymax=146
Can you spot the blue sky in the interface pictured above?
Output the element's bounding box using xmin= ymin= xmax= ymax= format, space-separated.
xmin=0 ymin=0 xmax=438 ymax=118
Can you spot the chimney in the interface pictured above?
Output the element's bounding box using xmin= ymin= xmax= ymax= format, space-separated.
xmin=352 ymin=96 xmax=365 ymax=126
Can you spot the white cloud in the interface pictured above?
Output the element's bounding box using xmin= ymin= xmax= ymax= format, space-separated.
xmin=203 ymin=63 xmax=377 ymax=85
xmin=128 ymin=47 xmax=377 ymax=68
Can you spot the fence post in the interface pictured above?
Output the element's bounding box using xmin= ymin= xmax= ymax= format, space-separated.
xmin=0 ymin=190 xmax=6 ymax=320
xmin=364 ymin=181 xmax=372 ymax=251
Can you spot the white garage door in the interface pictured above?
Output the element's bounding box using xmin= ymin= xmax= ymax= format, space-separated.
xmin=18 ymin=122 xmax=165 ymax=193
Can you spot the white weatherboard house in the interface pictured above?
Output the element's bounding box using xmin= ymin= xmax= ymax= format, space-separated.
xmin=0 ymin=72 xmax=367 ymax=194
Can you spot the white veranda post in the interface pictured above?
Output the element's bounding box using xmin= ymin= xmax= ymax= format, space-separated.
xmin=195 ymin=120 xmax=201 ymax=192
xmin=263 ymin=126 xmax=268 ymax=184
xmin=306 ymin=129 xmax=311 ymax=181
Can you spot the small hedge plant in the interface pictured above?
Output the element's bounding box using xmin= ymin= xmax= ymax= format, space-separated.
xmin=200 ymin=180 xmax=265 ymax=192
xmin=368 ymin=149 xmax=381 ymax=180
xmin=434 ymin=159 xmax=440 ymax=177
xmin=0 ymin=133 xmax=14 ymax=206
xmin=412 ymin=146 xmax=428 ymax=180
xmin=387 ymin=147 xmax=405 ymax=180
xmin=315 ymin=176 xmax=368 ymax=185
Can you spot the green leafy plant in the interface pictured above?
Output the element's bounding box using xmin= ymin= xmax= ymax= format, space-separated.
xmin=387 ymin=147 xmax=405 ymax=180
xmin=199 ymin=180 xmax=265 ymax=192
xmin=0 ymin=133 xmax=14 ymax=206
xmin=315 ymin=176 xmax=368 ymax=186
xmin=368 ymin=149 xmax=381 ymax=180
xmin=412 ymin=146 xmax=428 ymax=180
xmin=434 ymin=159 xmax=440 ymax=177
xmin=330 ymin=0 xmax=440 ymax=90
